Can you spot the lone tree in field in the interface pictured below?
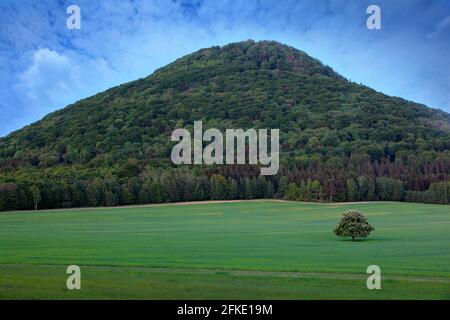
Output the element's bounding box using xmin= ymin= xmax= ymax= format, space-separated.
xmin=334 ymin=210 xmax=374 ymax=241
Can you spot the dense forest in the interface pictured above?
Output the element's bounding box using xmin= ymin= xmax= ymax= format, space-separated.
xmin=1 ymin=40 xmax=449 ymax=211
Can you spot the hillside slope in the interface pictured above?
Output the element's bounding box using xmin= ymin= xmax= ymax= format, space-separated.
xmin=0 ymin=40 xmax=449 ymax=210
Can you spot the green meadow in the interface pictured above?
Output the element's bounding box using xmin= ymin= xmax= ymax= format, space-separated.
xmin=0 ymin=200 xmax=449 ymax=299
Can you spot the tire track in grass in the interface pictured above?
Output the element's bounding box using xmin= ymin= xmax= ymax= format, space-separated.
xmin=1 ymin=263 xmax=449 ymax=283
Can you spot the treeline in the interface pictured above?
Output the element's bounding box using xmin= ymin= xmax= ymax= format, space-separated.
xmin=0 ymin=170 xmax=275 ymax=211
xmin=1 ymin=168 xmax=449 ymax=211
xmin=286 ymin=176 xmax=450 ymax=204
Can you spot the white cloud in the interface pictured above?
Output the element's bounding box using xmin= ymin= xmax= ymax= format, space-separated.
xmin=19 ymin=48 xmax=73 ymax=101
xmin=427 ymin=16 xmax=450 ymax=39
xmin=15 ymin=47 xmax=118 ymax=120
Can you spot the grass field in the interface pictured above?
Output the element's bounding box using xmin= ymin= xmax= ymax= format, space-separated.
xmin=0 ymin=200 xmax=449 ymax=299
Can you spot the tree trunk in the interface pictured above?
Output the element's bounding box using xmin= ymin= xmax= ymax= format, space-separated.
xmin=352 ymin=236 xmax=355 ymax=241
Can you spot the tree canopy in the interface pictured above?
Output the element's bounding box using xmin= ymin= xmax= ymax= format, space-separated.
xmin=334 ymin=210 xmax=375 ymax=241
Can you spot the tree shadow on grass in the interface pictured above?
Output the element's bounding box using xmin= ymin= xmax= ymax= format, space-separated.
xmin=336 ymin=237 xmax=392 ymax=242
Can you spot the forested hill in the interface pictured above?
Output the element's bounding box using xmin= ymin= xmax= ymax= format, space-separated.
xmin=0 ymin=40 xmax=449 ymax=211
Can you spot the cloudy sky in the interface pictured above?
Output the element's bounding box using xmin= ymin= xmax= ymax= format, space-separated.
xmin=0 ymin=0 xmax=449 ymax=137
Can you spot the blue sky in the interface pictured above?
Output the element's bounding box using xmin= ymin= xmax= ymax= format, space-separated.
xmin=0 ymin=0 xmax=449 ymax=137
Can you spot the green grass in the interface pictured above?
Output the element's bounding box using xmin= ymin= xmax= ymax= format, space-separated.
xmin=0 ymin=200 xmax=449 ymax=299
